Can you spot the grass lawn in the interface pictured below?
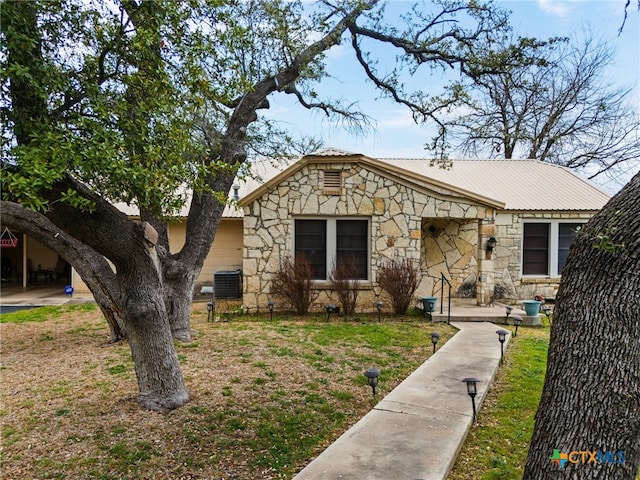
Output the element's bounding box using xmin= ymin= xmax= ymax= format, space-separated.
xmin=0 ymin=303 xmax=455 ymax=480
xmin=449 ymin=326 xmax=549 ymax=479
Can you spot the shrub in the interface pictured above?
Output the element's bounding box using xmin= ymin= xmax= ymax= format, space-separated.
xmin=377 ymin=258 xmax=419 ymax=315
xmin=329 ymin=258 xmax=360 ymax=317
xmin=271 ymin=255 xmax=318 ymax=315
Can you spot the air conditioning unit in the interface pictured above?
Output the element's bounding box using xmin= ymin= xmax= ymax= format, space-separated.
xmin=214 ymin=269 xmax=242 ymax=299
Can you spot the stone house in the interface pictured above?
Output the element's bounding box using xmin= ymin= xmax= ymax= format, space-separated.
xmin=239 ymin=148 xmax=610 ymax=313
xmin=3 ymin=148 xmax=609 ymax=311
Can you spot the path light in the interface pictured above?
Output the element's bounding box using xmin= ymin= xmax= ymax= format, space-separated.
xmin=375 ymin=300 xmax=383 ymax=322
xmin=430 ymin=332 xmax=441 ymax=354
xmin=207 ymin=301 xmax=214 ymax=322
xmin=512 ymin=315 xmax=523 ymax=337
xmin=326 ymin=304 xmax=339 ymax=321
xmin=543 ymin=306 xmax=553 ymax=326
xmin=462 ymin=377 xmax=480 ymax=423
xmin=505 ymin=305 xmax=513 ymax=325
xmin=364 ymin=368 xmax=381 ymax=396
xmin=496 ymin=329 xmax=509 ymax=363
xmin=267 ymin=301 xmax=275 ymax=321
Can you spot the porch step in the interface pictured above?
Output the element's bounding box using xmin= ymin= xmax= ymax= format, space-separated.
xmin=432 ymin=313 xmax=543 ymax=326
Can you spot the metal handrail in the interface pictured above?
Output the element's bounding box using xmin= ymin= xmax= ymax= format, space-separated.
xmin=440 ymin=273 xmax=452 ymax=324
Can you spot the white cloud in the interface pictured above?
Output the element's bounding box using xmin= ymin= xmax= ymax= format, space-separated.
xmin=537 ymin=0 xmax=572 ymax=17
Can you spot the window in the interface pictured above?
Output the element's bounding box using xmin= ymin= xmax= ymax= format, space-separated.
xmin=522 ymin=223 xmax=549 ymax=275
xmin=295 ymin=218 xmax=369 ymax=280
xmin=295 ymin=220 xmax=326 ymax=279
xmin=522 ymin=221 xmax=583 ymax=276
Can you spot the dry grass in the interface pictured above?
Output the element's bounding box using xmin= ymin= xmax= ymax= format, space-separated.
xmin=0 ymin=303 xmax=454 ymax=479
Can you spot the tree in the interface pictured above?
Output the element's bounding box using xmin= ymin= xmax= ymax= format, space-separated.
xmin=1 ymin=0 xmax=517 ymax=411
xmin=427 ymin=33 xmax=640 ymax=182
xmin=523 ymin=172 xmax=640 ymax=478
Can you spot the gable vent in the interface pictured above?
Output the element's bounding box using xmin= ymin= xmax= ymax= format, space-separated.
xmin=323 ymin=170 xmax=342 ymax=194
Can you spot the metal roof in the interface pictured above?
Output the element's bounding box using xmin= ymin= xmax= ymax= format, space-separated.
xmin=117 ymin=149 xmax=610 ymax=217
xmin=379 ymin=158 xmax=611 ymax=211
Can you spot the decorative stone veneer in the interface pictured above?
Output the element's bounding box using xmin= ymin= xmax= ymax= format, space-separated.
xmin=242 ymin=161 xmax=491 ymax=313
xmin=492 ymin=211 xmax=595 ymax=302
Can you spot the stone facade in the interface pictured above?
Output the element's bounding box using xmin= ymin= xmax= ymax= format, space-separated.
xmin=492 ymin=211 xmax=594 ymax=302
xmin=242 ymin=160 xmax=496 ymax=313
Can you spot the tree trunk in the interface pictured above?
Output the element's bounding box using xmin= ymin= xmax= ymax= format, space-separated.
xmin=164 ymin=269 xmax=198 ymax=342
xmin=118 ymin=252 xmax=189 ymax=411
xmin=0 ymin=201 xmax=126 ymax=342
xmin=523 ymin=173 xmax=640 ymax=479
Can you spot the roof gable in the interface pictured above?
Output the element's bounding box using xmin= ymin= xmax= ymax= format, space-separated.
xmin=240 ymin=150 xmax=507 ymax=209
xmin=240 ymin=150 xmax=610 ymax=212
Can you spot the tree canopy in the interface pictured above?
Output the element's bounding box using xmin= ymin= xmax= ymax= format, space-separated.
xmin=1 ymin=0 xmax=523 ymax=410
xmin=423 ymin=32 xmax=640 ymax=181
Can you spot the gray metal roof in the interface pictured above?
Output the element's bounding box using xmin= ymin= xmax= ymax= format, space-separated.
xmin=117 ymin=151 xmax=611 ymax=217
xmin=379 ymin=158 xmax=611 ymax=211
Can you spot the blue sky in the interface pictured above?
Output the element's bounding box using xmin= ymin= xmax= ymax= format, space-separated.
xmin=264 ymin=0 xmax=639 ymax=192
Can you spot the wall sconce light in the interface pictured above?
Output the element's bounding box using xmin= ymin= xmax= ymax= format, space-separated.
xmin=462 ymin=377 xmax=480 ymax=423
xmin=512 ymin=315 xmax=523 ymax=337
xmin=267 ymin=301 xmax=274 ymax=321
xmin=496 ymin=329 xmax=509 ymax=363
xmin=364 ymin=367 xmax=381 ymax=396
xmin=326 ymin=304 xmax=339 ymax=321
xmin=486 ymin=236 xmax=497 ymax=252
xmin=430 ymin=332 xmax=441 ymax=354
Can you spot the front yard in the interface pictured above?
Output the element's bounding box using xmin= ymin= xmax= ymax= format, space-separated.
xmin=1 ymin=304 xmax=454 ymax=479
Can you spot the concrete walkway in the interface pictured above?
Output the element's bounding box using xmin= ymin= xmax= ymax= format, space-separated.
xmin=293 ymin=321 xmax=510 ymax=480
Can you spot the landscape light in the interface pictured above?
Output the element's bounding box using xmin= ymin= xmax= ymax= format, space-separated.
xmin=505 ymin=305 xmax=513 ymax=325
xmin=462 ymin=377 xmax=480 ymax=423
xmin=512 ymin=315 xmax=523 ymax=337
xmin=267 ymin=301 xmax=274 ymax=321
xmin=364 ymin=368 xmax=381 ymax=396
xmin=326 ymin=304 xmax=339 ymax=321
xmin=496 ymin=329 xmax=509 ymax=363
xmin=430 ymin=332 xmax=441 ymax=354
xmin=375 ymin=300 xmax=383 ymax=322
xmin=207 ymin=301 xmax=214 ymax=322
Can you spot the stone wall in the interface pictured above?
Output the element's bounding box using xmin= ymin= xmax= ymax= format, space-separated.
xmin=493 ymin=211 xmax=594 ymax=302
xmin=242 ymin=161 xmax=488 ymax=313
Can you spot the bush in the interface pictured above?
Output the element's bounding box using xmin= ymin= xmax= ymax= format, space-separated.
xmin=329 ymin=258 xmax=360 ymax=317
xmin=271 ymin=255 xmax=318 ymax=315
xmin=377 ymin=258 xmax=419 ymax=315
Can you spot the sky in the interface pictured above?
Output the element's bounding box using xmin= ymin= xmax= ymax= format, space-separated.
xmin=264 ymin=0 xmax=640 ymax=193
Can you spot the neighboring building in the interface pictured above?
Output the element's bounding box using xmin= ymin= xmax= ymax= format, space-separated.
xmin=239 ymin=149 xmax=610 ymax=312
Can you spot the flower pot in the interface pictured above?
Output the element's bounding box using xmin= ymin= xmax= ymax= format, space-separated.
xmin=422 ymin=296 xmax=438 ymax=313
xmin=523 ymin=300 xmax=542 ymax=316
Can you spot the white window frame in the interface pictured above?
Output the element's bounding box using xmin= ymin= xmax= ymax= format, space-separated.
xmin=294 ymin=217 xmax=371 ymax=282
xmin=521 ymin=219 xmax=586 ymax=278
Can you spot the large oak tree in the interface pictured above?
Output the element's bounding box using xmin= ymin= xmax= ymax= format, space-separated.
xmin=1 ymin=0 xmax=516 ymax=411
xmin=523 ymin=172 xmax=640 ymax=478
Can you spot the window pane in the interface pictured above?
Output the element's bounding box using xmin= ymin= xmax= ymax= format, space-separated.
xmin=295 ymin=220 xmax=326 ymax=279
xmin=558 ymin=223 xmax=581 ymax=273
xmin=337 ymin=220 xmax=368 ymax=279
xmin=523 ymin=223 xmax=549 ymax=275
